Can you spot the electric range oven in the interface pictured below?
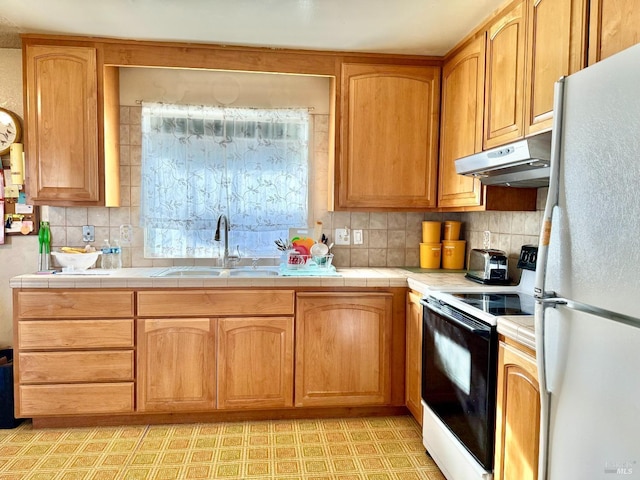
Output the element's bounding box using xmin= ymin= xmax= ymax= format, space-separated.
xmin=420 ymin=246 xmax=537 ymax=480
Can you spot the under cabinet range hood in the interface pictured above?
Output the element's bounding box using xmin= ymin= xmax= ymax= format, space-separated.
xmin=455 ymin=131 xmax=552 ymax=187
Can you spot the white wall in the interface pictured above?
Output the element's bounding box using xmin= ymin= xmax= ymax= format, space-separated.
xmin=120 ymin=67 xmax=332 ymax=113
xmin=0 ymin=48 xmax=37 ymax=347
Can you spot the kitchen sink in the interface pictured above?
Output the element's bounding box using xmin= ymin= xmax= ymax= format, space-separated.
xmin=224 ymin=268 xmax=280 ymax=277
xmin=152 ymin=266 xmax=280 ymax=277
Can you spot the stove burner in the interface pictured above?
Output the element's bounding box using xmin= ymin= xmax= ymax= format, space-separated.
xmin=451 ymin=293 xmax=535 ymax=316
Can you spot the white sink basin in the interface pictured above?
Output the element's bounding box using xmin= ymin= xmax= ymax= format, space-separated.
xmin=152 ymin=266 xmax=280 ymax=277
xmin=225 ymin=268 xmax=280 ymax=277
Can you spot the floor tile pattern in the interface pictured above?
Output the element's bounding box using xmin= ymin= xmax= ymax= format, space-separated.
xmin=0 ymin=416 xmax=445 ymax=479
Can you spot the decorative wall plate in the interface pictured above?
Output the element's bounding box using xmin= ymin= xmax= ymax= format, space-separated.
xmin=0 ymin=107 xmax=22 ymax=156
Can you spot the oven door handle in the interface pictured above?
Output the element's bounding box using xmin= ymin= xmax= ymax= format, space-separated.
xmin=421 ymin=300 xmax=492 ymax=338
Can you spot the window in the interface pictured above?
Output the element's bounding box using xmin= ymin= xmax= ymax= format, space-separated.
xmin=140 ymin=103 xmax=309 ymax=258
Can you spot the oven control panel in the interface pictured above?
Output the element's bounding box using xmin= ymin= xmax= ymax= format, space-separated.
xmin=517 ymin=245 xmax=538 ymax=271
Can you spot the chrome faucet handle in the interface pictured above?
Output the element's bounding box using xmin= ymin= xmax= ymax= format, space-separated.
xmin=226 ymin=245 xmax=241 ymax=267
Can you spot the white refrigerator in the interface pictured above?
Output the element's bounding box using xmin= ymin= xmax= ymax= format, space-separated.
xmin=535 ymin=44 xmax=640 ymax=479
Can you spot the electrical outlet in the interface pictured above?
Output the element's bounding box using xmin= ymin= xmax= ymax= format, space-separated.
xmin=119 ymin=224 xmax=133 ymax=245
xmin=82 ymin=225 xmax=95 ymax=243
xmin=334 ymin=228 xmax=350 ymax=245
xmin=353 ymin=229 xmax=363 ymax=245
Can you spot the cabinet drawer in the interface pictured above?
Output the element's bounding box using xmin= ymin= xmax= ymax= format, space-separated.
xmin=17 ymin=291 xmax=134 ymax=318
xmin=18 ymin=320 xmax=134 ymax=349
xmin=138 ymin=290 xmax=295 ymax=317
xmin=19 ymin=351 xmax=134 ymax=383
xmin=18 ymin=383 xmax=134 ymax=416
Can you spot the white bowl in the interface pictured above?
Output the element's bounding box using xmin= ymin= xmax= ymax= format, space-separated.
xmin=51 ymin=251 xmax=102 ymax=270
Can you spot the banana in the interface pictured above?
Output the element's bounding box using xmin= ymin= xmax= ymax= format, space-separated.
xmin=61 ymin=247 xmax=89 ymax=254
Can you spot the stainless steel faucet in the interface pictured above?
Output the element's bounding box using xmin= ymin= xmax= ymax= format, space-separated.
xmin=214 ymin=214 xmax=239 ymax=268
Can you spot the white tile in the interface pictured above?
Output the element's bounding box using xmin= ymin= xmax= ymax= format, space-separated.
xmin=130 ymin=146 xmax=142 ymax=165
xmin=66 ymin=208 xmax=88 ymax=226
xmin=511 ymin=212 xmax=526 ymax=235
xmin=119 ymin=124 xmax=130 ymax=145
xmin=48 ymin=207 xmax=66 ymax=227
xmin=109 ymin=208 xmax=131 ymax=227
xmin=88 ymin=208 xmax=110 ymax=227
xmin=370 ymin=213 xmax=387 ymax=230
xmin=120 ymin=106 xmax=130 ymax=124
xmin=120 ymin=145 xmax=131 ymax=166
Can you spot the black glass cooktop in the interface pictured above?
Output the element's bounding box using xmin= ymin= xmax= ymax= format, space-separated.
xmin=451 ymin=293 xmax=535 ymax=316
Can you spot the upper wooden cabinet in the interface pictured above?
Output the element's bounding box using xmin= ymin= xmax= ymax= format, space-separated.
xmin=337 ymin=63 xmax=440 ymax=210
xmin=485 ymin=0 xmax=588 ymax=143
xmin=484 ymin=1 xmax=527 ymax=149
xmin=22 ymin=39 xmax=120 ymax=206
xmin=438 ymin=0 xmax=588 ymax=211
xmin=525 ymin=0 xmax=588 ymax=135
xmin=588 ymin=0 xmax=640 ymax=64
xmin=438 ymin=35 xmax=486 ymax=208
xmin=438 ymin=34 xmax=537 ymax=211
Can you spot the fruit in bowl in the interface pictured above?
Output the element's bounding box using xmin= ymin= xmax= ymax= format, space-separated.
xmin=51 ymin=249 xmax=102 ymax=270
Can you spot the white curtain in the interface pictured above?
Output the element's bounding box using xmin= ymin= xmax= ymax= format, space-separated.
xmin=141 ymin=103 xmax=309 ymax=258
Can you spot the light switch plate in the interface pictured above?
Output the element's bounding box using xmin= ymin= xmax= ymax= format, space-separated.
xmin=353 ymin=230 xmax=363 ymax=245
xmin=82 ymin=225 xmax=95 ymax=243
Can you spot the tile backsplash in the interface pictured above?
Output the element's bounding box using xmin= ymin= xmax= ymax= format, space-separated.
xmin=45 ymin=107 xmax=545 ymax=269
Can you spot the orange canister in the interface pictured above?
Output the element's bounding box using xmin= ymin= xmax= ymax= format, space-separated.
xmin=420 ymin=243 xmax=442 ymax=269
xmin=442 ymin=240 xmax=466 ymax=269
xmin=443 ymin=221 xmax=462 ymax=240
xmin=422 ymin=221 xmax=441 ymax=243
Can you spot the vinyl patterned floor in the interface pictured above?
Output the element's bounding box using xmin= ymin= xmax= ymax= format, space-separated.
xmin=0 ymin=416 xmax=446 ymax=480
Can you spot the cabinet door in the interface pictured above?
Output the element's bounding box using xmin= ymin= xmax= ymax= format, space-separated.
xmin=339 ymin=63 xmax=440 ymax=209
xmin=588 ymin=0 xmax=640 ymax=65
xmin=438 ymin=35 xmax=485 ymax=208
xmin=525 ymin=0 xmax=588 ymax=135
xmin=494 ymin=341 xmax=540 ymax=480
xmin=484 ymin=1 xmax=527 ymax=149
xmin=137 ymin=318 xmax=216 ymax=412
xmin=405 ymin=291 xmax=423 ymax=426
xmin=295 ymin=292 xmax=393 ymax=407
xmin=217 ymin=317 xmax=294 ymax=409
xmin=24 ymin=44 xmax=101 ymax=204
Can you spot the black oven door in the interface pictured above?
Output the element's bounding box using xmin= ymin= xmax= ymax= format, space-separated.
xmin=421 ymin=298 xmax=498 ymax=471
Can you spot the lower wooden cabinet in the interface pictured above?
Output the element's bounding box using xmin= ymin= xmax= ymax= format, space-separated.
xmin=405 ymin=291 xmax=423 ymax=426
xmin=136 ymin=318 xmax=217 ymax=412
xmin=217 ymin=317 xmax=294 ymax=409
xmin=13 ymin=287 xmax=403 ymax=422
xmin=19 ymin=384 xmax=134 ymax=416
xmin=494 ymin=339 xmax=541 ymax=480
xmin=295 ymin=292 xmax=393 ymax=407
xmin=14 ymin=290 xmax=135 ymax=417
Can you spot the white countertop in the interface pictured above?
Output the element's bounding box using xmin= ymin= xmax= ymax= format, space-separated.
xmin=9 ymin=266 xmax=535 ymax=349
xmin=496 ymin=316 xmax=535 ymax=350
xmin=9 ymin=267 xmax=481 ymax=290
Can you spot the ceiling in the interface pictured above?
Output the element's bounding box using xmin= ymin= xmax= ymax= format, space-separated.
xmin=0 ymin=0 xmax=506 ymax=55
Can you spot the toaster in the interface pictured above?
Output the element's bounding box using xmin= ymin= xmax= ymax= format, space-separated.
xmin=465 ymin=249 xmax=509 ymax=284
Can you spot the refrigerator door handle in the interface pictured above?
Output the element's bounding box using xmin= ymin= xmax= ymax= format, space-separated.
xmin=535 ymin=77 xmax=566 ymax=300
xmin=537 ymin=296 xmax=568 ymax=307
xmin=535 ymin=299 xmax=553 ymax=480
